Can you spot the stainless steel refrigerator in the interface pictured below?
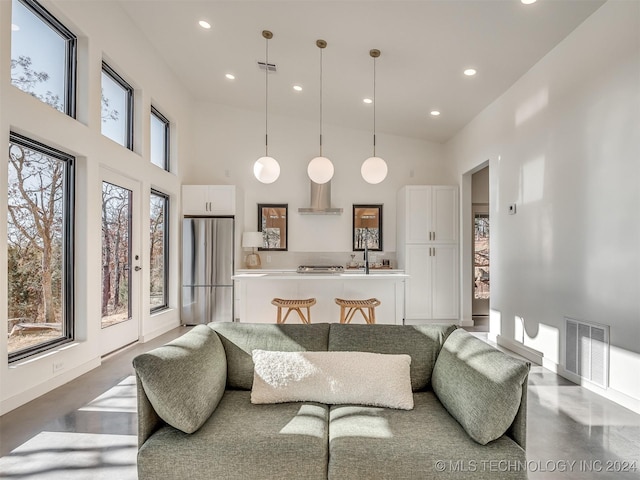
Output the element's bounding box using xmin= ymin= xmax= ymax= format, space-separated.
xmin=182 ymin=217 xmax=234 ymax=325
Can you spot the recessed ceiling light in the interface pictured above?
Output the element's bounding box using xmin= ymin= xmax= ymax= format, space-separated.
xmin=293 ymin=85 xmax=303 ymax=92
xmin=521 ymin=0 xmax=537 ymax=4
xmin=225 ymin=73 xmax=235 ymax=80
xmin=11 ymin=24 xmax=20 ymax=31
xmin=363 ymin=98 xmax=373 ymax=104
xmin=464 ymin=68 xmax=477 ymax=76
xmin=198 ymin=20 xmax=211 ymax=29
xmin=430 ymin=111 xmax=441 ymax=116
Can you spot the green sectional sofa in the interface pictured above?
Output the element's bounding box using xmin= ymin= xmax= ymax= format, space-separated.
xmin=133 ymin=323 xmax=530 ymax=480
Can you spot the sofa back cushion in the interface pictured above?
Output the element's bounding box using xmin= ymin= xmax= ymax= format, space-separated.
xmin=209 ymin=323 xmax=330 ymax=390
xmin=328 ymin=323 xmax=457 ymax=391
xmin=132 ymin=324 xmax=227 ymax=434
xmin=431 ymin=328 xmax=530 ymax=445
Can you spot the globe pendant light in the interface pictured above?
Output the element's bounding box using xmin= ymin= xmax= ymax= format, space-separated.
xmin=307 ymin=39 xmax=334 ymax=184
xmin=361 ymin=49 xmax=387 ymax=184
xmin=254 ymin=30 xmax=280 ymax=184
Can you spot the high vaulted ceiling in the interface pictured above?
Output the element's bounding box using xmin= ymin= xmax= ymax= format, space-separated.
xmin=118 ymin=0 xmax=605 ymax=143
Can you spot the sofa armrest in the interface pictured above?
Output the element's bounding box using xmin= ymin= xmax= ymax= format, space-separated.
xmin=133 ymin=324 xmax=227 ymax=437
xmin=136 ymin=372 xmax=164 ymax=447
xmin=432 ymin=328 xmax=530 ymax=446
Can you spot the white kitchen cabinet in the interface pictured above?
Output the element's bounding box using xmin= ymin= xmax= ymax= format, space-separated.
xmin=398 ymin=185 xmax=458 ymax=244
xmin=397 ymin=185 xmax=459 ymax=321
xmin=404 ymin=244 xmax=458 ymax=320
xmin=182 ymin=185 xmax=236 ymax=215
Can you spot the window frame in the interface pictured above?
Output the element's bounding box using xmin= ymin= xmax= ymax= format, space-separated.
xmin=150 ymin=106 xmax=170 ymax=171
xmin=149 ymin=189 xmax=169 ymax=313
xmin=8 ymin=132 xmax=75 ymax=363
xmin=101 ymin=61 xmax=134 ymax=150
xmin=12 ymin=0 xmax=77 ymax=117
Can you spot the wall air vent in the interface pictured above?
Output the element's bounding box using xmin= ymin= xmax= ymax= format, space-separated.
xmin=565 ymin=317 xmax=609 ymax=388
xmin=257 ymin=62 xmax=277 ymax=72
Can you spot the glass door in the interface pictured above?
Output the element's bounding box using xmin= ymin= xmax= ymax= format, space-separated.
xmin=472 ymin=204 xmax=490 ymax=316
xmin=100 ymin=171 xmax=141 ymax=355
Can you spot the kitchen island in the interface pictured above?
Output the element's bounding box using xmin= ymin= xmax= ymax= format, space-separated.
xmin=233 ymin=270 xmax=407 ymax=324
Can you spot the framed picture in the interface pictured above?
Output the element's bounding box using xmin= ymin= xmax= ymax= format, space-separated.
xmin=258 ymin=204 xmax=288 ymax=251
xmin=353 ymin=204 xmax=382 ymax=251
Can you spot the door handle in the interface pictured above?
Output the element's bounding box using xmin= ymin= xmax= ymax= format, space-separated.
xmin=134 ymin=266 xmax=142 ymax=272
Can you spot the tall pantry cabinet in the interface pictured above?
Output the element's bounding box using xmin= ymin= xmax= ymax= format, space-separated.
xmin=397 ymin=186 xmax=459 ymax=321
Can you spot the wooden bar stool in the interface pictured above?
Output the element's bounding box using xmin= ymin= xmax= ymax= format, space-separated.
xmin=271 ymin=298 xmax=316 ymax=324
xmin=335 ymin=298 xmax=381 ymax=324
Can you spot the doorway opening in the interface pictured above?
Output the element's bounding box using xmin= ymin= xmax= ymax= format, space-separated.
xmin=471 ymin=166 xmax=489 ymax=330
xmin=460 ymin=162 xmax=490 ymax=332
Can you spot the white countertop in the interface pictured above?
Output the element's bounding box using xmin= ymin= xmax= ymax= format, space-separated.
xmin=233 ymin=270 xmax=407 ymax=280
xmin=235 ymin=268 xmax=404 ymax=273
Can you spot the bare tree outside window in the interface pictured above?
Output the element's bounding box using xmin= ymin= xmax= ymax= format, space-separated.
xmin=101 ymin=63 xmax=133 ymax=149
xmin=474 ymin=214 xmax=490 ymax=299
xmin=11 ymin=0 xmax=76 ymax=116
xmin=101 ymin=182 xmax=132 ymax=328
xmin=7 ymin=137 xmax=73 ymax=356
xmin=150 ymin=191 xmax=168 ymax=311
xmin=8 ymin=1 xmax=76 ymax=359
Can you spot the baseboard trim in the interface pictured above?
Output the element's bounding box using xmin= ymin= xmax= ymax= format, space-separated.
xmin=496 ymin=335 xmax=640 ymax=415
xmin=496 ymin=335 xmax=544 ymax=365
xmin=0 ymin=357 xmax=101 ymax=416
xmin=140 ymin=319 xmax=181 ymax=343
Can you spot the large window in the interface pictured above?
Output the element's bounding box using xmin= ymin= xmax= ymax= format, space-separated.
xmin=7 ymin=133 xmax=75 ymax=361
xmin=10 ymin=0 xmax=76 ymax=116
xmin=150 ymin=191 xmax=169 ymax=312
xmin=150 ymin=107 xmax=170 ymax=171
xmin=101 ymin=62 xmax=133 ymax=149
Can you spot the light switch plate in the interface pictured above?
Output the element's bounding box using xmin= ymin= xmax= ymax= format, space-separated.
xmin=508 ymin=203 xmax=517 ymax=215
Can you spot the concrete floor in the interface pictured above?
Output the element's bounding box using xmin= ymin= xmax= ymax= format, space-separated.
xmin=1 ymin=325 xmax=639 ymax=479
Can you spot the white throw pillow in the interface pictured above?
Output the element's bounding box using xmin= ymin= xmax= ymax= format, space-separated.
xmin=251 ymin=350 xmax=414 ymax=410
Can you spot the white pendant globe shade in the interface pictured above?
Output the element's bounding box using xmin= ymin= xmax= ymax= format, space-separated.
xmin=361 ymin=156 xmax=388 ymax=184
xmin=253 ymin=156 xmax=280 ymax=184
xmin=307 ymin=156 xmax=334 ymax=184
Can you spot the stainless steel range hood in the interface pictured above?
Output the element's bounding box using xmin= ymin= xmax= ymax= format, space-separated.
xmin=298 ymin=181 xmax=343 ymax=215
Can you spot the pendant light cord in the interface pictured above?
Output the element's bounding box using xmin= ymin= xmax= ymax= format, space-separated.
xmin=373 ymin=54 xmax=376 ymax=157
xmin=265 ymin=35 xmax=269 ymax=157
xmin=319 ymin=45 xmax=323 ymax=157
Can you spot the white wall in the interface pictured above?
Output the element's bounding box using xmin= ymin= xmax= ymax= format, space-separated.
xmin=0 ymin=0 xmax=192 ymax=414
xmin=186 ymin=102 xmax=452 ymax=263
xmin=446 ymin=1 xmax=640 ymax=411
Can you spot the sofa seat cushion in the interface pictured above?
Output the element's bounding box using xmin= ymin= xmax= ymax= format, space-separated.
xmin=251 ymin=350 xmax=413 ymax=409
xmin=210 ymin=323 xmax=330 ymax=390
xmin=138 ymin=390 xmax=329 ymax=480
xmin=431 ymin=329 xmax=530 ymax=445
xmin=132 ymin=324 xmax=226 ymax=434
xmin=328 ymin=392 xmax=526 ymax=480
xmin=328 ymin=324 xmax=456 ymax=391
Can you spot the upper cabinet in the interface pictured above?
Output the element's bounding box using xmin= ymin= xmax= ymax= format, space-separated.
xmin=182 ymin=185 xmax=236 ymax=216
xmin=398 ymin=185 xmax=458 ymax=244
